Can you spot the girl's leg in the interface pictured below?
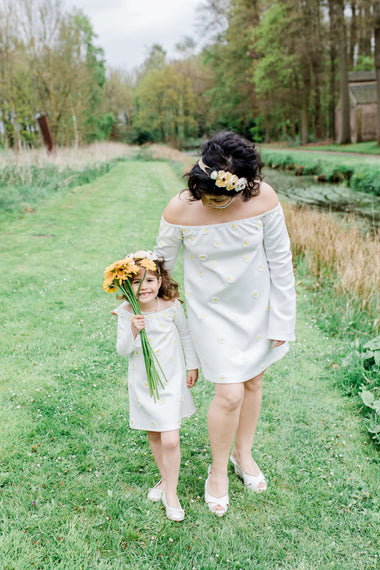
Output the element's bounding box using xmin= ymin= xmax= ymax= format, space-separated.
xmin=231 ymin=372 xmax=266 ymax=487
xmin=147 ymin=431 xmax=165 ymax=490
xmin=161 ymin=429 xmax=181 ymax=509
xmin=207 ymin=383 xmax=245 ymax=506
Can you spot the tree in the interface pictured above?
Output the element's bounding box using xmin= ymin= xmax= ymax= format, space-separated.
xmin=134 ymin=63 xmax=197 ymax=146
xmin=0 ymin=0 xmax=107 ymax=147
xmin=101 ymin=68 xmax=134 ymax=140
xmin=336 ymin=0 xmax=351 ymax=143
xmin=375 ymin=1 xmax=380 ymax=145
xmin=200 ymin=0 xmax=261 ymax=136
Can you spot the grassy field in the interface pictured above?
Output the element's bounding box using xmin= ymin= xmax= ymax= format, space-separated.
xmin=1 ymin=158 xmax=379 ymax=568
xmin=262 ymin=141 xmax=380 ymax=156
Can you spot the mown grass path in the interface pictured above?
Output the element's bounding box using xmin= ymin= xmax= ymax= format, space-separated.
xmin=0 ymin=161 xmax=379 ymax=569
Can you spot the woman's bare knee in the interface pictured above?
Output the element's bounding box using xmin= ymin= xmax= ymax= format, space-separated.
xmin=244 ymin=372 xmax=264 ymax=392
xmin=213 ymin=384 xmax=244 ymax=411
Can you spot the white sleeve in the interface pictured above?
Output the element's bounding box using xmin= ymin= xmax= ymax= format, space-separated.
xmin=263 ymin=205 xmax=296 ymax=341
xmin=112 ymin=303 xmax=141 ymax=357
xmin=173 ymin=302 xmax=200 ymax=370
xmin=154 ymin=217 xmax=183 ymax=275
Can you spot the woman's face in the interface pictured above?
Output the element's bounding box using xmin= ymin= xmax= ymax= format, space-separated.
xmin=201 ymin=194 xmax=233 ymax=208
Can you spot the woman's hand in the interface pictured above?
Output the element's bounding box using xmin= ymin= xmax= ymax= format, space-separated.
xmin=131 ymin=315 xmax=145 ymax=339
xmin=270 ymin=339 xmax=285 ymax=347
xmin=186 ymin=369 xmax=198 ymax=388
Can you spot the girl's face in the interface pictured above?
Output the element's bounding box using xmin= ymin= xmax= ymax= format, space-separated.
xmin=130 ymin=269 xmax=161 ymax=309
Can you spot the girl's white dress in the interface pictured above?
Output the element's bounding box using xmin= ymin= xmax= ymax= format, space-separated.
xmin=155 ymin=203 xmax=296 ymax=384
xmin=113 ymin=299 xmax=199 ymax=431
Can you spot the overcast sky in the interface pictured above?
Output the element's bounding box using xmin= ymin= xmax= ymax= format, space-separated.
xmin=64 ymin=0 xmax=203 ymax=72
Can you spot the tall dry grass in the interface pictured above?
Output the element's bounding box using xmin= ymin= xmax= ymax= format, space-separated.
xmin=283 ymin=203 xmax=379 ymax=319
xmin=0 ymin=142 xmax=138 ymax=169
xmin=143 ymin=143 xmax=195 ymax=171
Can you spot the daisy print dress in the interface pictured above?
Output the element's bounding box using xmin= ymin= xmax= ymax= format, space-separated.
xmin=155 ymin=204 xmax=296 ymax=384
xmin=113 ymin=299 xmax=199 ymax=431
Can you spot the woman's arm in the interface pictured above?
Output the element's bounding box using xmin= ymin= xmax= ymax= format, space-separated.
xmin=173 ymin=302 xmax=200 ymax=371
xmin=262 ymin=202 xmax=296 ymax=342
xmin=154 ymin=196 xmax=184 ymax=275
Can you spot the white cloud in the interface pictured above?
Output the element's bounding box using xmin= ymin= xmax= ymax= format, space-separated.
xmin=64 ymin=0 xmax=202 ymax=70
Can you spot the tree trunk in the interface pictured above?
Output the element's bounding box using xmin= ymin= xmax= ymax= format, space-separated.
xmin=265 ymin=113 xmax=271 ymax=143
xmin=359 ymin=0 xmax=373 ymax=58
xmin=312 ymin=60 xmax=324 ymax=140
xmin=349 ymin=1 xmax=357 ymax=68
xmin=375 ymin=2 xmax=380 ymax=145
xmin=337 ymin=0 xmax=351 ymax=144
xmin=300 ymin=64 xmax=311 ymax=145
xmin=328 ymin=0 xmax=338 ymax=140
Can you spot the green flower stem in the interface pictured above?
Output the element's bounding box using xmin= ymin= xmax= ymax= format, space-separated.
xmin=117 ymin=279 xmax=167 ymax=402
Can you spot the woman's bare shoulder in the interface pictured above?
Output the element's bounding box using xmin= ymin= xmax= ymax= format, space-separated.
xmin=251 ymin=181 xmax=279 ymax=214
xmin=162 ymin=191 xmax=193 ymax=224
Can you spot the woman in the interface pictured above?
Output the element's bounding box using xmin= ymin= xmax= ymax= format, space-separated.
xmin=154 ymin=131 xmax=296 ymax=516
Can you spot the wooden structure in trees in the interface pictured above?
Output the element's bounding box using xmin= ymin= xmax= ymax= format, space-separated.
xmin=37 ymin=114 xmax=54 ymax=153
xmin=335 ymin=71 xmax=378 ymax=143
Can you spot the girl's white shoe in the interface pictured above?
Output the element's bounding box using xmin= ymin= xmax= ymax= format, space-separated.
xmin=204 ymin=466 xmax=229 ymax=517
xmin=147 ymin=480 xmax=164 ymax=502
xmin=161 ymin=492 xmax=185 ymax=521
xmin=230 ymin=454 xmax=267 ymax=493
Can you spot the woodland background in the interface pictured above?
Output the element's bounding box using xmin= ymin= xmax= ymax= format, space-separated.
xmin=1 ymin=0 xmax=379 ymax=150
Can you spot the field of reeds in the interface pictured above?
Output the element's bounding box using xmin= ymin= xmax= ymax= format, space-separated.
xmin=0 ymin=142 xmax=138 ymax=168
xmin=283 ymin=204 xmax=379 ymax=320
xmin=0 ymin=143 xmax=138 ymax=220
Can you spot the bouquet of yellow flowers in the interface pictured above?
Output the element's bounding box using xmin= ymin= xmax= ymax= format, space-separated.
xmin=103 ymin=254 xmax=166 ymax=402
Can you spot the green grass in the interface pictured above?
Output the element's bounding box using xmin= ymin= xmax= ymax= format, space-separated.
xmin=0 ymin=159 xmax=126 ymax=221
xmin=297 ymin=141 xmax=380 ymax=156
xmin=262 ymin=141 xmax=380 ymax=155
xmin=0 ymin=160 xmax=379 ymax=568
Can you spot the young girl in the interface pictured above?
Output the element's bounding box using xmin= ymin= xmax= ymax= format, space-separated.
xmin=111 ymin=250 xmax=199 ymax=522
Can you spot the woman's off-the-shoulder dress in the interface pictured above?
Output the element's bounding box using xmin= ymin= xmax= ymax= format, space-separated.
xmin=154 ymin=203 xmax=296 ymax=384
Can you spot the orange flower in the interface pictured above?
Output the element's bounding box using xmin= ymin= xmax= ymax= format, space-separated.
xmin=139 ymin=258 xmax=157 ymax=272
xmin=103 ymin=275 xmax=117 ymax=293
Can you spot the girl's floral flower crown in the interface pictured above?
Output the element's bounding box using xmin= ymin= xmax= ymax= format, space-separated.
xmin=124 ymin=250 xmax=159 ymax=273
xmin=125 ymin=250 xmax=158 ymax=262
xmin=198 ymin=157 xmax=248 ymax=192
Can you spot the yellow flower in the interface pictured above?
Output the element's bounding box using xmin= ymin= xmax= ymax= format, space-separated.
xmin=215 ymin=171 xmax=232 ymax=188
xmin=104 ymin=262 xmax=117 ymax=274
xmin=103 ymin=278 xmax=117 ymax=293
xmin=139 ymin=258 xmax=157 ymax=272
xmin=104 ymin=258 xmax=139 ymax=290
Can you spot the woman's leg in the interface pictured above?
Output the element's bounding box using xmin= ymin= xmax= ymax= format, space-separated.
xmin=231 ymin=372 xmax=266 ymax=487
xmin=207 ymin=383 xmax=245 ymax=505
xmin=161 ymin=429 xmax=181 ymax=508
xmin=147 ymin=431 xmax=165 ymax=489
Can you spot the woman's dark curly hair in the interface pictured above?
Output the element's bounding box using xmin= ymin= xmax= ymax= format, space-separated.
xmin=186 ymin=131 xmax=263 ymax=202
xmin=119 ymin=258 xmax=180 ymax=302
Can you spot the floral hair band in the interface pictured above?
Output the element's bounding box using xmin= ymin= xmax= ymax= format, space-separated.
xmin=198 ymin=157 xmax=247 ymax=192
xmin=125 ymin=250 xmax=158 ymax=261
